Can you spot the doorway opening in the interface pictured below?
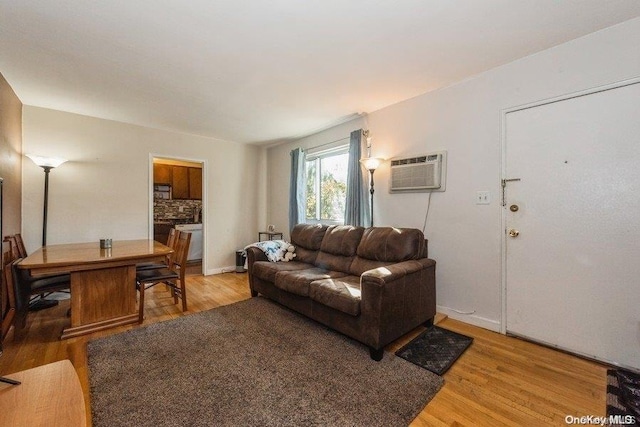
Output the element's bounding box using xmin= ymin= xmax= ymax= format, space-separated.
xmin=150 ymin=156 xmax=205 ymax=275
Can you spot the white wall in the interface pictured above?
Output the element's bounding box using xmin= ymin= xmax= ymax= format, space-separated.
xmin=22 ymin=106 xmax=265 ymax=273
xmin=266 ymin=18 xmax=640 ymax=331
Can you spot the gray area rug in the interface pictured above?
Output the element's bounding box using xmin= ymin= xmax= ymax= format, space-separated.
xmin=88 ymin=297 xmax=443 ymax=427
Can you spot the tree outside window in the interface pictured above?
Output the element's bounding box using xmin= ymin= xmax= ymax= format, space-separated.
xmin=305 ymin=149 xmax=348 ymax=223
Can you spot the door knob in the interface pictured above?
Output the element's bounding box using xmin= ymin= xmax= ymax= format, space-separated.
xmin=508 ymin=229 xmax=520 ymax=237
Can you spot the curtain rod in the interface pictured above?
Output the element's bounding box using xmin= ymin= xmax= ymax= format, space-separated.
xmin=307 ymin=136 xmax=351 ymax=152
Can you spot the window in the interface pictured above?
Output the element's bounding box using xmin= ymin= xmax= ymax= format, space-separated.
xmin=305 ymin=146 xmax=349 ymax=224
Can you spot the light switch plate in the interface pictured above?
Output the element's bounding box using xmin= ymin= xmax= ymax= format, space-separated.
xmin=476 ymin=191 xmax=490 ymax=205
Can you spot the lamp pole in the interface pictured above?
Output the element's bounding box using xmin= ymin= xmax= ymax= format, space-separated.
xmin=25 ymin=155 xmax=67 ymax=311
xmin=368 ymin=169 xmax=375 ymax=227
xmin=360 ymin=156 xmax=382 ymax=228
xmin=26 ymin=154 xmax=67 ymax=247
xmin=42 ymin=166 xmax=52 ymax=246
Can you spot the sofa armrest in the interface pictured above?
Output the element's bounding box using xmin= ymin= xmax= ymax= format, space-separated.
xmin=359 ymin=257 xmax=436 ymax=350
xmin=361 ymin=258 xmax=436 ymax=286
xmin=246 ymin=246 xmax=268 ymax=264
xmin=245 ymin=247 xmax=268 ymax=293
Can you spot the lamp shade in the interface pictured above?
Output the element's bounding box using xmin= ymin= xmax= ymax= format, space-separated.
xmin=360 ymin=157 xmax=383 ymax=171
xmin=26 ymin=154 xmax=67 ymax=168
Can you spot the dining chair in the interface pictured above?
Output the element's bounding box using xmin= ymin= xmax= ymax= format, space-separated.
xmin=3 ymin=235 xmax=71 ymax=312
xmin=1 ymin=249 xmax=18 ymax=338
xmin=10 ymin=258 xmax=71 ymax=328
xmin=136 ymin=230 xmax=191 ymax=323
xmin=1 ymin=249 xmax=20 ymax=385
xmin=3 ymin=236 xmax=22 ymax=260
xmin=136 ymin=227 xmax=178 ymax=271
xmin=13 ymin=234 xmax=28 ymax=258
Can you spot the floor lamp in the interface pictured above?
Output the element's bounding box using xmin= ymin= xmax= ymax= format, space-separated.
xmin=26 ymin=154 xmax=67 ymax=310
xmin=360 ymin=157 xmax=382 ymax=227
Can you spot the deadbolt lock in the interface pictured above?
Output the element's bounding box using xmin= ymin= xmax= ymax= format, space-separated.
xmin=508 ymin=229 xmax=520 ymax=237
xmin=510 ymin=204 xmax=519 ymax=212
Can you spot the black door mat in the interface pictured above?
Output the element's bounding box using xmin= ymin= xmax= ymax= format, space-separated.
xmin=607 ymin=369 xmax=640 ymax=426
xmin=395 ymin=325 xmax=473 ymax=376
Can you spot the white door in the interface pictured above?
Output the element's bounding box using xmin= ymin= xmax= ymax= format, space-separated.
xmin=504 ymin=81 xmax=640 ymax=370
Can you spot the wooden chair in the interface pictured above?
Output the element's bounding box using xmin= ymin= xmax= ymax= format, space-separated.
xmin=1 ymin=249 xmax=18 ymax=340
xmin=136 ymin=228 xmax=178 ymax=271
xmin=1 ymin=249 xmax=20 ymax=385
xmin=136 ymin=231 xmax=191 ymax=323
xmin=3 ymin=235 xmax=70 ymax=313
xmin=3 ymin=236 xmax=22 ymax=260
xmin=13 ymin=234 xmax=27 ymax=258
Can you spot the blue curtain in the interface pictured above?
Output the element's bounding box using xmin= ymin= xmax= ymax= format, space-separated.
xmin=289 ymin=148 xmax=306 ymax=232
xmin=344 ymin=129 xmax=370 ymax=226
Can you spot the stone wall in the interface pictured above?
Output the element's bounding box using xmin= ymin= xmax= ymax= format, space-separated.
xmin=154 ymin=199 xmax=202 ymax=223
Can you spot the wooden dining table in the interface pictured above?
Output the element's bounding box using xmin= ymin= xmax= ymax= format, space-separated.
xmin=18 ymin=239 xmax=172 ymax=339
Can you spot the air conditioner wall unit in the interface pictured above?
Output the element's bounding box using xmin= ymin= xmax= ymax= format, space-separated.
xmin=389 ymin=151 xmax=447 ymax=193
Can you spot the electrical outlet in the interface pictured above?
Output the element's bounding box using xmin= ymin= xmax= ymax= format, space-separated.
xmin=179 ymin=206 xmax=184 ymax=212
xmin=476 ymin=191 xmax=490 ymax=205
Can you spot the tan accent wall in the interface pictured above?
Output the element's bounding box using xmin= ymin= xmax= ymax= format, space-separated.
xmin=0 ymin=72 xmax=22 ymax=239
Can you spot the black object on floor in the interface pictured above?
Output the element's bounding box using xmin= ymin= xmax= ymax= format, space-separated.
xmin=28 ymin=298 xmax=59 ymax=311
xmin=607 ymin=369 xmax=640 ymax=425
xmin=395 ymin=325 xmax=473 ymax=375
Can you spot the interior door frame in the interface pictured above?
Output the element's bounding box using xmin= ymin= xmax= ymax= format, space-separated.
xmin=148 ymin=153 xmax=207 ymax=275
xmin=499 ymin=76 xmax=640 ymax=334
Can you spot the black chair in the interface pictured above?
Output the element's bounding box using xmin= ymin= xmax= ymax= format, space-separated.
xmin=4 ymin=235 xmax=71 ymax=312
xmin=136 ymin=231 xmax=191 ymax=323
xmin=1 ymin=250 xmax=20 ymax=385
xmin=11 ymin=259 xmax=70 ymax=329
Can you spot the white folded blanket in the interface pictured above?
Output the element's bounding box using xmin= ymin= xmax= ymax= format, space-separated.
xmin=244 ymin=240 xmax=296 ymax=263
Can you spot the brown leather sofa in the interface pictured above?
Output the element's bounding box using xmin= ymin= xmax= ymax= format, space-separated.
xmin=246 ymin=224 xmax=436 ymax=360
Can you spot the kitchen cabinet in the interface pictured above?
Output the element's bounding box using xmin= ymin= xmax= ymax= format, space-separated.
xmin=172 ymin=166 xmax=190 ymax=199
xmin=189 ymin=168 xmax=202 ymax=199
xmin=153 ymin=164 xmax=172 ymax=184
xmin=154 ymin=164 xmax=202 ymax=200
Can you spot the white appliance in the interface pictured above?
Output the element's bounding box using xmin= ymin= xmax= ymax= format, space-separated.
xmin=175 ymin=223 xmax=203 ymax=262
xmin=389 ymin=151 xmax=447 ymax=192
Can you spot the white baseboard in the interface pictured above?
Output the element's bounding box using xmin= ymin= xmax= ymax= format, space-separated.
xmin=436 ymin=305 xmax=501 ymax=333
xmin=205 ymin=265 xmax=237 ymax=276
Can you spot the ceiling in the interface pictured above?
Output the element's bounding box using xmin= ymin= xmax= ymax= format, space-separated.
xmin=1 ymin=1 xmax=639 ymax=145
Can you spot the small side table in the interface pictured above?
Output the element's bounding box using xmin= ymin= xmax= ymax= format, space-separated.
xmin=258 ymin=231 xmax=284 ymax=241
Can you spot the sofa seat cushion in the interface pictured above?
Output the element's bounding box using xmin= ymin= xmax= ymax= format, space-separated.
xmin=252 ymin=261 xmax=314 ymax=283
xmin=274 ymin=268 xmax=347 ymax=297
xmin=309 ymin=276 xmax=361 ymax=316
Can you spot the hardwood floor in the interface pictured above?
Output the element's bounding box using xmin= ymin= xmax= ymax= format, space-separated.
xmin=0 ymin=273 xmax=608 ymax=426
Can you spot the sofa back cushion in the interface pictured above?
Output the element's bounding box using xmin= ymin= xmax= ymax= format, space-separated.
xmin=290 ymin=224 xmax=328 ymax=264
xmin=320 ymin=225 xmax=364 ymax=256
xmin=315 ymin=225 xmax=364 ymax=273
xmin=350 ymin=227 xmax=425 ymax=276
